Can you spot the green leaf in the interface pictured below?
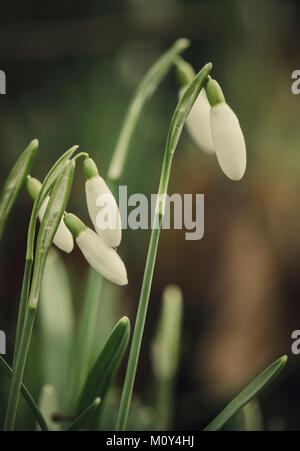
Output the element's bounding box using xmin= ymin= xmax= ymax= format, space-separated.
xmin=0 ymin=355 xmax=48 ymax=431
xmin=0 ymin=139 xmax=38 ymax=240
xmin=77 ymin=317 xmax=130 ymax=416
xmin=65 ymin=398 xmax=101 ymax=431
xmin=28 ymin=159 xmax=75 ymax=309
xmin=37 ymin=384 xmax=59 ymax=431
xmin=223 ymin=398 xmax=263 ymax=431
xmin=204 ymin=355 xmax=287 ymax=431
xmin=40 ymin=249 xmax=75 ymax=408
xmin=108 ymin=38 xmax=190 ymax=182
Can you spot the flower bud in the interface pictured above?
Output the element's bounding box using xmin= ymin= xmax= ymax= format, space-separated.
xmin=83 ymin=158 xmax=122 ymax=247
xmin=206 ymin=79 xmax=246 ymax=181
xmin=184 ymin=87 xmax=214 ymax=154
xmin=64 ymin=213 xmax=128 ymax=286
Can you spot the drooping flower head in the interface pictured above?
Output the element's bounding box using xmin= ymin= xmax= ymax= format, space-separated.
xmin=83 ymin=158 xmax=122 ymax=247
xmin=64 ymin=212 xmax=128 ymax=286
xmin=205 ymin=78 xmax=247 ymax=181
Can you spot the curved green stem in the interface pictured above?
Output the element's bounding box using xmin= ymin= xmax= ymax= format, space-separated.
xmin=13 ymin=258 xmax=33 ymax=366
xmin=116 ymin=62 xmax=212 ymax=431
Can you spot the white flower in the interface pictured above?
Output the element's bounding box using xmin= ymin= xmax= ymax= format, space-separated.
xmin=85 ymin=175 xmax=122 ymax=247
xmin=39 ymin=197 xmax=74 ymax=253
xmin=210 ymin=103 xmax=246 ymax=181
xmin=185 ymin=88 xmax=214 ymax=154
xmin=76 ymin=228 xmax=127 ymax=286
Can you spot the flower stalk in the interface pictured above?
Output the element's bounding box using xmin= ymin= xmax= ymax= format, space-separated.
xmin=116 ymin=62 xmax=212 ymax=430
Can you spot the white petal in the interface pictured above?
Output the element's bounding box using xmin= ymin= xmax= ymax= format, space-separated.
xmin=210 ymin=103 xmax=246 ymax=181
xmin=85 ymin=176 xmax=122 ymax=247
xmin=185 ymin=88 xmax=214 ymax=154
xmin=77 ymin=228 xmax=128 ymax=286
xmin=39 ymin=197 xmax=74 ymax=254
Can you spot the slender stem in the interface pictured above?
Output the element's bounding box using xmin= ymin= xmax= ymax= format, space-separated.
xmin=116 ymin=149 xmax=173 ymax=431
xmin=13 ymin=258 xmax=33 ymax=366
xmin=73 ymin=152 xmax=89 ymax=162
xmin=116 ymin=62 xmax=212 ymax=430
xmin=4 ymin=307 xmax=36 ymax=430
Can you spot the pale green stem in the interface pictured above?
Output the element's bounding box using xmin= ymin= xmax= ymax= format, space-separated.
xmin=13 ymin=258 xmax=33 ymax=366
xmin=116 ymin=147 xmax=173 ymax=431
xmin=4 ymin=307 xmax=36 ymax=430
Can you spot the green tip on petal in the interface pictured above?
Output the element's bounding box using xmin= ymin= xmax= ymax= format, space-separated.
xmin=64 ymin=212 xmax=87 ymax=238
xmin=205 ymin=78 xmax=225 ymax=107
xmin=26 ymin=175 xmax=42 ymax=201
xmin=83 ymin=158 xmax=99 ymax=180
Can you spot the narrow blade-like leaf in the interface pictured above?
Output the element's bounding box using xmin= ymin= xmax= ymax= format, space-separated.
xmin=0 ymin=139 xmax=38 ymax=239
xmin=204 ymin=355 xmax=287 ymax=431
xmin=0 ymin=355 xmax=48 ymax=431
xmin=66 ymin=398 xmax=101 ymax=431
xmin=77 ymin=317 xmax=130 ymax=415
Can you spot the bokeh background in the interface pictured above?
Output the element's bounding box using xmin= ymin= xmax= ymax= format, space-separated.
xmin=1 ymin=0 xmax=300 ymax=430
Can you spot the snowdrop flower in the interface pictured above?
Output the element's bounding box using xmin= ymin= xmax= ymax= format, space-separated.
xmin=206 ymin=78 xmax=246 ymax=181
xmin=64 ymin=213 xmax=128 ymax=286
xmin=176 ymin=57 xmax=214 ymax=154
xmin=84 ymin=158 xmax=122 ymax=247
xmin=184 ymin=87 xmax=214 ymax=154
xmin=27 ymin=176 xmax=74 ymax=253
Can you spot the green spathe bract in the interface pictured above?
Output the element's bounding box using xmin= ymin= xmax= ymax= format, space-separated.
xmin=0 ymin=139 xmax=38 ymax=240
xmin=204 ymin=355 xmax=287 ymax=431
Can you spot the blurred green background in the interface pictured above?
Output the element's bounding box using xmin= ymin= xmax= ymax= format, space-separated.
xmin=1 ymin=0 xmax=300 ymax=430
